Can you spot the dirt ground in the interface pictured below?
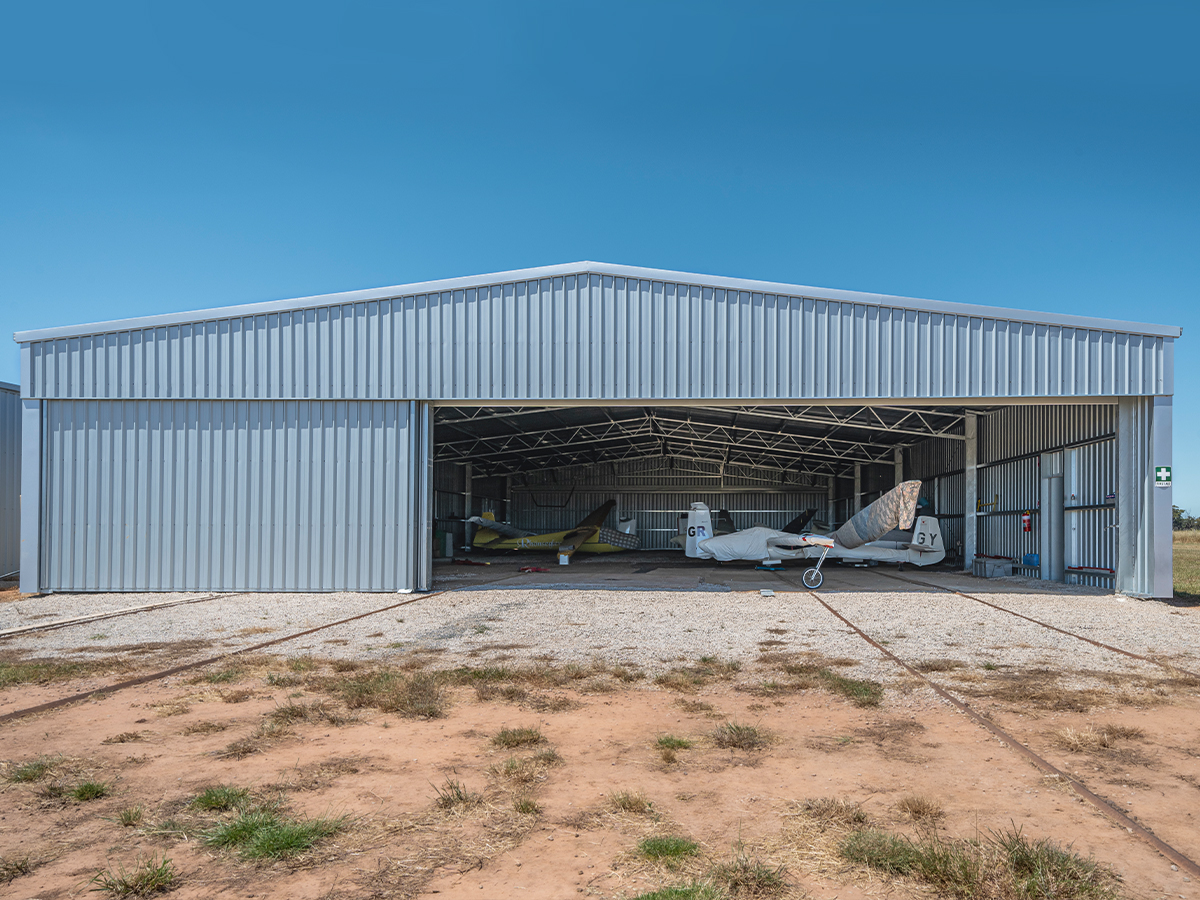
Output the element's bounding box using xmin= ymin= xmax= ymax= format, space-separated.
xmin=1 ymin=636 xmax=1199 ymax=900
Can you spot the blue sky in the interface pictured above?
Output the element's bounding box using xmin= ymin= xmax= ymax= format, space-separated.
xmin=2 ymin=2 xmax=1197 ymax=505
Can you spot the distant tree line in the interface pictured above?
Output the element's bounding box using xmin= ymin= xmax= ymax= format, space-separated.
xmin=1174 ymin=506 xmax=1200 ymax=530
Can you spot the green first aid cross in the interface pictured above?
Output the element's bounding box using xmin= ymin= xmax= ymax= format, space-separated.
xmin=1155 ymin=466 xmax=1171 ymax=486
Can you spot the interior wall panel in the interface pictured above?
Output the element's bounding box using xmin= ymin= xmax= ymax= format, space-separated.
xmin=41 ymin=400 xmax=418 ymax=592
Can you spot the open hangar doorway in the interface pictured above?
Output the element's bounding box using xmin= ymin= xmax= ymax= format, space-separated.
xmin=429 ymin=403 xmax=970 ymax=585
xmin=429 ymin=401 xmax=1128 ymax=592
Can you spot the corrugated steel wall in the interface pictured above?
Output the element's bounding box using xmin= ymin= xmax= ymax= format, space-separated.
xmin=978 ymin=405 xmax=1117 ymax=465
xmin=24 ymin=274 xmax=1171 ymax=402
xmin=1064 ymin=440 xmax=1117 ymax=587
xmin=41 ymin=399 xmax=422 ymax=591
xmin=0 ymin=384 xmax=19 ymax=577
xmin=971 ymin=405 xmax=1118 ymax=584
xmin=906 ymin=437 xmax=966 ymax=560
xmin=977 ymin=456 xmax=1041 ymax=567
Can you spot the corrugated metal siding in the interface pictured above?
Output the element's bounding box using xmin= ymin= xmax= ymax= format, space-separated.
xmin=510 ymin=490 xmax=828 ymax=551
xmin=977 ymin=457 xmax=1040 ymax=564
xmin=906 ymin=436 xmax=965 ymax=481
xmin=978 ymin=405 xmax=1117 ymax=464
xmin=41 ymin=399 xmax=421 ymax=592
xmin=1065 ymin=440 xmax=1117 ymax=588
xmin=0 ymin=384 xmax=19 ymax=576
xmin=24 ymin=274 xmax=1172 ymax=401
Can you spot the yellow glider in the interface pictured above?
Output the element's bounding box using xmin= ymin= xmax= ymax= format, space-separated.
xmin=467 ymin=499 xmax=639 ymax=563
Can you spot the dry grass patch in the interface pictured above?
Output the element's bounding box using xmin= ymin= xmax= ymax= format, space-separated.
xmin=152 ymin=700 xmax=192 ymax=717
xmin=491 ymin=726 xmax=544 ymax=749
xmin=319 ymin=668 xmax=448 ymax=718
xmin=799 ymin=797 xmax=868 ymax=828
xmin=218 ymin=720 xmax=291 ymax=759
xmin=958 ymin=669 xmax=1107 ymax=712
xmin=1 ymin=854 xmax=34 ymax=884
xmin=102 ymin=732 xmax=145 ymax=744
xmin=268 ymin=699 xmax=349 ymax=727
xmin=220 ymin=688 xmax=255 ymax=703
xmin=712 ymin=722 xmax=771 ymax=751
xmin=914 ymin=658 xmax=966 ymax=673
xmin=182 ymin=720 xmax=227 ymax=735
xmin=1052 ymin=723 xmax=1146 ymax=753
xmin=895 ymin=793 xmax=944 ymax=824
xmin=610 ymin=790 xmax=655 ymax=815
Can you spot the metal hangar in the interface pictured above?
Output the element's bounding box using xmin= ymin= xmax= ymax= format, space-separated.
xmin=12 ymin=262 xmax=1178 ymax=597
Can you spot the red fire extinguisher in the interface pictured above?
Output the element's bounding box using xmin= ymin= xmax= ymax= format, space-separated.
xmin=1021 ymin=511 xmax=1032 ymax=532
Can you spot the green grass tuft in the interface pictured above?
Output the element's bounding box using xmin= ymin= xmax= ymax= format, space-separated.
xmin=114 ymin=806 xmax=144 ymax=827
xmin=190 ymin=785 xmax=251 ymax=811
xmin=72 ymin=781 xmax=110 ymax=802
xmin=840 ymin=826 xmax=1119 ymax=899
xmin=513 ymin=796 xmax=541 ymax=815
xmin=7 ymin=756 xmax=54 ymax=783
xmin=639 ymin=836 xmax=700 ymax=862
xmin=238 ymin=817 xmax=346 ymax=860
xmin=630 ymin=884 xmax=724 ymax=900
xmin=434 ymin=778 xmax=482 ymax=810
xmin=819 ymin=669 xmax=884 ymax=707
xmin=88 ymin=854 xmax=175 ymax=897
xmin=656 ymin=735 xmax=693 ymax=750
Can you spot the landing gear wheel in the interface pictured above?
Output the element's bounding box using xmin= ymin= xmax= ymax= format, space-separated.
xmin=802 ymin=567 xmax=824 ymax=589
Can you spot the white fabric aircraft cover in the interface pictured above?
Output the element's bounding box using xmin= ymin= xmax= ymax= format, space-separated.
xmin=833 ymin=480 xmax=922 ymax=549
xmin=695 ymin=526 xmax=805 ymax=562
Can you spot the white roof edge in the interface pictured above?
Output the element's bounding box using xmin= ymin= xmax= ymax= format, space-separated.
xmin=12 ymin=260 xmax=1184 ymax=342
xmin=0 ymin=381 xmax=18 ymax=393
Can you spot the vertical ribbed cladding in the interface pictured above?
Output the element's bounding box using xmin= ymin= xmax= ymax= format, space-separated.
xmin=0 ymin=384 xmax=20 ymax=577
xmin=23 ymin=271 xmax=1171 ymax=402
xmin=905 ymin=435 xmax=966 ymax=560
xmin=433 ymin=461 xmax=466 ymax=522
xmin=1065 ymin=439 xmax=1117 ymax=588
xmin=978 ymin=404 xmax=1117 ymax=464
xmin=39 ymin=400 xmax=416 ymax=592
xmin=977 ymin=457 xmax=1040 ymax=564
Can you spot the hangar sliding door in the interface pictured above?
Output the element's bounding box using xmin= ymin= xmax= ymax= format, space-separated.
xmin=40 ymin=400 xmax=431 ymax=592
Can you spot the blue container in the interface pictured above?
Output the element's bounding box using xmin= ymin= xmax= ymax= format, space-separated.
xmin=1022 ymin=553 xmax=1040 ymax=567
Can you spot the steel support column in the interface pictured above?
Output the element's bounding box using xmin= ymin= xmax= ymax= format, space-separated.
xmin=853 ymin=464 xmax=862 ymax=513
xmin=1152 ymin=396 xmax=1173 ymax=598
xmin=1116 ymin=397 xmax=1169 ymax=597
xmin=893 ymin=447 xmax=903 ymax=488
xmin=19 ymin=399 xmax=41 ymax=594
xmin=963 ymin=412 xmax=977 ymax=572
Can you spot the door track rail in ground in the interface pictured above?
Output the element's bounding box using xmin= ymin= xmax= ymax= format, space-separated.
xmin=0 ymin=593 xmax=249 ymax=640
xmin=802 ymin=587 xmax=1200 ymax=879
xmin=0 ymin=591 xmax=447 ymax=727
xmin=873 ymin=570 xmax=1200 ymax=679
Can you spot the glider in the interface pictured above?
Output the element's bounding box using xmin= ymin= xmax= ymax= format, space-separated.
xmin=467 ymin=499 xmax=639 ymax=564
xmin=683 ymin=480 xmax=944 ymax=588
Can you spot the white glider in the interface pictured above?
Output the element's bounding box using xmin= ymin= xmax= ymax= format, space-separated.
xmin=683 ymin=480 xmax=945 ymax=588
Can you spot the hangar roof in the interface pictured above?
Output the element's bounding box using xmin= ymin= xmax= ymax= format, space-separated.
xmin=15 ymin=261 xmax=1177 ymax=401
xmin=14 ymin=260 xmax=1183 ymax=342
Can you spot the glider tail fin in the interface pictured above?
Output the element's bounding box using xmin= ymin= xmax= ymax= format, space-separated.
xmin=684 ymin=503 xmax=714 ymax=558
xmin=473 ymin=511 xmax=501 ymax=544
xmin=910 ymin=515 xmax=946 ymax=563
